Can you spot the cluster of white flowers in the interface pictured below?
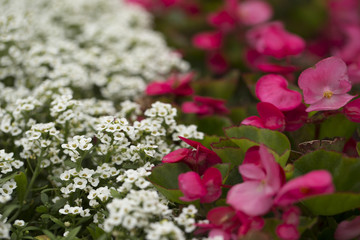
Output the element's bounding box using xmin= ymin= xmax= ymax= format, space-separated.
xmin=104 ymin=190 xmax=172 ymax=233
xmin=175 ymin=205 xmax=198 ymax=233
xmin=0 ymin=0 xmax=205 ymax=239
xmin=0 ymin=0 xmax=189 ymax=101
xmin=0 ymin=215 xmax=10 ymax=239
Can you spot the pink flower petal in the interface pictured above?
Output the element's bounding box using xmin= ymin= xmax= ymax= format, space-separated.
xmin=238 ymin=0 xmax=273 ymax=26
xmin=298 ymin=57 xmax=351 ymax=105
xmin=208 ymin=10 xmax=236 ymax=31
xmin=146 ymin=82 xmax=172 ymax=95
xmin=283 ymin=104 xmax=308 ymax=131
xmin=241 ymin=116 xmax=265 ymax=128
xmin=305 ymin=93 xmax=355 ymax=112
xmin=276 ymin=223 xmax=300 ymax=240
xmin=274 ymin=170 xmax=335 ymax=206
xmin=162 ymin=148 xmax=192 ymax=163
xmin=182 ymin=102 xmax=210 ymax=115
xmin=201 ymin=167 xmax=223 ymax=203
xmin=257 ymin=102 xmax=285 ymax=131
xmin=239 ymin=164 xmax=266 ymax=181
xmin=256 ymin=74 xmax=302 ymax=111
xmin=192 ymin=31 xmax=223 ymax=51
xmin=178 ymin=171 xmax=207 ymax=202
xmin=207 ymin=51 xmax=229 ymax=74
xmin=344 ymin=98 xmax=360 ymax=122
xmin=226 ymin=181 xmax=274 ymax=216
xmin=335 ymin=216 xmax=360 ymax=240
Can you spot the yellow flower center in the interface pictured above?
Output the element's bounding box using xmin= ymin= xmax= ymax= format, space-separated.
xmin=323 ymin=91 xmax=333 ymax=99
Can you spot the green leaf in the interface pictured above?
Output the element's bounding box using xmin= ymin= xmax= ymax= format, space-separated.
xmin=41 ymin=214 xmax=65 ymax=228
xmin=319 ymin=114 xmax=357 ymax=140
xmin=14 ymin=172 xmax=27 ymax=204
xmin=225 ymin=126 xmax=291 ymax=166
xmin=64 ymin=226 xmax=81 ymax=240
xmin=294 ymin=150 xmax=360 ymax=192
xmin=301 ymin=193 xmax=360 ymax=215
xmin=197 ymin=135 xmax=222 ymax=149
xmin=147 ymin=163 xmax=191 ymax=204
xmin=41 ymin=192 xmax=49 ymax=204
xmin=110 ymin=189 xmax=121 ymax=198
xmin=212 ymin=140 xmax=244 ymax=169
xmin=212 ymin=163 xmax=231 ymax=183
xmin=197 ymin=116 xmax=232 ymax=136
xmin=2 ymin=204 xmax=19 ymax=219
xmin=36 ymin=205 xmax=48 ymax=213
xmin=42 ymin=230 xmax=56 ymax=240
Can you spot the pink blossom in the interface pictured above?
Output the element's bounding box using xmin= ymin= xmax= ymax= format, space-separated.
xmin=276 ymin=224 xmax=300 ymax=240
xmin=238 ymin=0 xmax=273 ymax=26
xmin=298 ymin=56 xmax=356 ymax=112
xmin=246 ymin=21 xmax=305 ymax=59
xmin=145 ymin=72 xmax=194 ymax=96
xmin=192 ymin=31 xmax=223 ymax=51
xmin=208 ymin=10 xmax=237 ymax=32
xmin=282 ymin=206 xmax=301 ymax=226
xmin=344 ymin=98 xmax=360 ymax=122
xmin=178 ymin=167 xmax=222 ymax=203
xmin=283 ymin=104 xmax=308 ymax=131
xmin=241 ymin=102 xmax=285 ymax=131
xmin=207 ymin=51 xmax=229 ymax=74
xmin=256 ymin=74 xmax=302 ymax=111
xmin=245 ymin=49 xmax=297 ymax=74
xmin=162 ymin=136 xmax=222 ymax=175
xmin=227 ymin=145 xmax=284 ymax=216
xmin=182 ymin=96 xmax=229 ymax=116
xmin=334 ymin=216 xmax=360 ymax=240
xmin=348 ymin=57 xmax=360 ymax=84
xmin=274 ymin=170 xmax=335 ymax=206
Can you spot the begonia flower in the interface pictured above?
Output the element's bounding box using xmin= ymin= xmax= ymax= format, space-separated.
xmin=182 ymin=96 xmax=229 ymax=116
xmin=238 ymin=0 xmax=273 ymax=26
xmin=256 ymin=74 xmax=302 ymax=111
xmin=241 ymin=102 xmax=285 ymax=131
xmin=227 ymin=145 xmax=284 ymax=216
xmin=274 ymin=170 xmax=335 ymax=206
xmin=283 ymin=103 xmax=308 ymax=131
xmin=246 ymin=21 xmax=305 ymax=59
xmin=208 ymin=10 xmax=237 ymax=32
xmin=334 ymin=215 xmax=360 ymax=240
xmin=245 ymin=49 xmax=297 ymax=74
xmin=192 ymin=31 xmax=223 ymax=51
xmin=343 ymin=98 xmax=360 ymax=122
xmin=276 ymin=223 xmax=299 ymax=240
xmin=207 ymin=51 xmax=229 ymax=74
xmin=178 ymin=167 xmax=222 ymax=203
xmin=162 ymin=136 xmax=222 ymax=175
xmin=146 ymin=72 xmax=194 ymax=96
xmin=298 ymin=56 xmax=356 ymax=112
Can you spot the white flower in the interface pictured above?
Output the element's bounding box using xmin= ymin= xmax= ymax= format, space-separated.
xmin=14 ymin=220 xmax=25 ymax=227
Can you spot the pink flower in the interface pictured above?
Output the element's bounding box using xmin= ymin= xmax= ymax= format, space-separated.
xmin=256 ymin=74 xmax=302 ymax=111
xmin=207 ymin=51 xmax=229 ymax=74
xmin=245 ymin=49 xmax=297 ymax=74
xmin=298 ymin=56 xmax=356 ymax=112
xmin=241 ymin=102 xmax=285 ymax=131
xmin=227 ymin=145 xmax=284 ymax=216
xmin=192 ymin=31 xmax=223 ymax=51
xmin=283 ymin=104 xmax=308 ymax=131
xmin=145 ymin=72 xmax=194 ymax=96
xmin=238 ymin=0 xmax=273 ymax=26
xmin=178 ymin=167 xmax=222 ymax=203
xmin=182 ymin=96 xmax=229 ymax=116
xmin=162 ymin=136 xmax=222 ymax=175
xmin=276 ymin=224 xmax=300 ymax=240
xmin=208 ymin=10 xmax=237 ymax=32
xmin=335 ymin=216 xmax=360 ymax=240
xmin=344 ymin=98 xmax=360 ymax=122
xmin=274 ymin=170 xmax=335 ymax=206
xmin=247 ymin=21 xmax=305 ymax=59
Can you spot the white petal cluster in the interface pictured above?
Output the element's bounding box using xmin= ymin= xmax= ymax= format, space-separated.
xmin=104 ymin=190 xmax=172 ymax=233
xmin=145 ymin=220 xmax=185 ymax=240
xmin=175 ymin=205 xmax=198 ymax=233
xmin=0 ymin=0 xmax=188 ymax=101
xmin=0 ymin=215 xmax=10 ymax=239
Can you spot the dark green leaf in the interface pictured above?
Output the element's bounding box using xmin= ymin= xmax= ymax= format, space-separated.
xmin=63 ymin=226 xmax=81 ymax=240
xmin=319 ymin=114 xmax=357 ymax=140
xmin=14 ymin=172 xmax=27 ymax=204
xmin=301 ymin=193 xmax=360 ymax=215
